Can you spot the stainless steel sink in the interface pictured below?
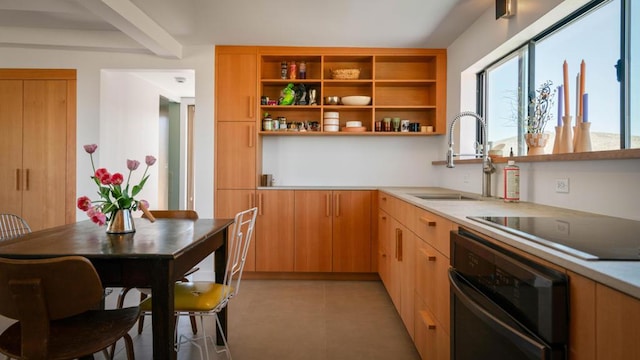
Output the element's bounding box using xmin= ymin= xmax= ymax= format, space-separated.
xmin=409 ymin=193 xmax=478 ymax=201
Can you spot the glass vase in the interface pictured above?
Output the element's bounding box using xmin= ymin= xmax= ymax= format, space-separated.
xmin=106 ymin=209 xmax=136 ymax=234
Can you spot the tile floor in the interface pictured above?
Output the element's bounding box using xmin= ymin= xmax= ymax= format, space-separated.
xmin=1 ymin=280 xmax=421 ymax=360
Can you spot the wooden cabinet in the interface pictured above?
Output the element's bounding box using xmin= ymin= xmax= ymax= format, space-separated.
xmin=214 ymin=189 xmax=256 ymax=271
xmin=255 ymin=190 xmax=295 ymax=271
xmin=332 ymin=190 xmax=371 ymax=272
xmin=215 ymin=122 xmax=256 ymax=189
xmin=596 ymin=284 xmax=640 ymax=359
xmin=294 ymin=190 xmax=333 ymax=272
xmin=257 ymin=47 xmax=446 ymax=136
xmin=568 ymin=271 xmax=596 ymax=360
xmin=216 ymin=48 xmax=257 ymax=122
xmin=294 ymin=190 xmax=372 ymax=272
xmin=414 ymin=298 xmax=450 ymax=360
xmin=0 ymin=70 xmax=76 ymax=231
xmin=415 ymin=238 xmax=450 ymax=335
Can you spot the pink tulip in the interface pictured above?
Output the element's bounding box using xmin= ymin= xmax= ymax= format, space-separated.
xmin=145 ymin=156 xmax=157 ymax=166
xmin=86 ymin=208 xmax=107 ymax=226
xmin=127 ymin=159 xmax=140 ymax=171
xmin=139 ymin=199 xmax=149 ymax=210
xmin=83 ymin=144 xmax=98 ymax=154
xmin=111 ymin=173 xmax=124 ymax=185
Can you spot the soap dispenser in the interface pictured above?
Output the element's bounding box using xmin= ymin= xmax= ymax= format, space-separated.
xmin=503 ymin=160 xmax=520 ymax=202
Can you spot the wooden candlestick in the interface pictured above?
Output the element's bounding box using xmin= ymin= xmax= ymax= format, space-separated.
xmin=575 ymin=122 xmax=592 ymax=152
xmin=552 ymin=126 xmax=563 ymax=154
xmin=573 ymin=116 xmax=581 ymax=150
xmin=559 ymin=116 xmax=574 ymax=153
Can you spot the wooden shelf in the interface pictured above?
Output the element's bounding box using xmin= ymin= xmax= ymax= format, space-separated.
xmin=257 ymin=47 xmax=447 ymax=135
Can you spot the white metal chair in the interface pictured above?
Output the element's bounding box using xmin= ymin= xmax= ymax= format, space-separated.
xmin=0 ymin=214 xmax=31 ymax=240
xmin=139 ymin=207 xmax=258 ymax=360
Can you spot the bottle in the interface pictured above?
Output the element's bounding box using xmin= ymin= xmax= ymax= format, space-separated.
xmin=280 ymin=62 xmax=288 ymax=79
xmin=288 ymin=61 xmax=297 ymax=79
xmin=298 ymin=61 xmax=307 ymax=79
xmin=503 ymin=160 xmax=520 ymax=202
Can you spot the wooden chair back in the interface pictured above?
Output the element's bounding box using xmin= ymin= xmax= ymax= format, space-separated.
xmin=142 ymin=210 xmax=199 ymax=220
xmin=0 ymin=256 xmax=104 ymax=358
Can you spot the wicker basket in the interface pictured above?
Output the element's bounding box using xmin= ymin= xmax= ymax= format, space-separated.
xmin=331 ymin=68 xmax=360 ymax=80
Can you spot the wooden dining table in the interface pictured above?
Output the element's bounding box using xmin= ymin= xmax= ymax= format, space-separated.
xmin=0 ymin=217 xmax=234 ymax=360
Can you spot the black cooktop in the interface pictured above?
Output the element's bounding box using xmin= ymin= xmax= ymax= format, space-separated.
xmin=468 ymin=216 xmax=640 ymax=261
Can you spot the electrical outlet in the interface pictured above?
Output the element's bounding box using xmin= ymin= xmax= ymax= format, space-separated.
xmin=463 ymin=173 xmax=470 ymax=184
xmin=555 ymin=178 xmax=570 ymax=193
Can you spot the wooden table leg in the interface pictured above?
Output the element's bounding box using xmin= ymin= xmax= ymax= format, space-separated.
xmin=151 ymin=260 xmax=176 ymax=360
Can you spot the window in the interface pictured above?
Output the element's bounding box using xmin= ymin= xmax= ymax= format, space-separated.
xmin=485 ymin=47 xmax=528 ymax=156
xmin=630 ymin=0 xmax=640 ymax=147
xmin=482 ymin=0 xmax=637 ymax=153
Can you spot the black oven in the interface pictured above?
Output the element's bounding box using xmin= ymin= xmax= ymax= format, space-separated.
xmin=449 ymin=229 xmax=568 ymax=360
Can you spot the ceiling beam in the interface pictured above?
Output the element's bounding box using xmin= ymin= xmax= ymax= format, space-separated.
xmin=76 ymin=0 xmax=183 ymax=59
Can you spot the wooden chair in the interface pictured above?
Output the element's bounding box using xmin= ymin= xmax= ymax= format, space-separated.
xmin=0 ymin=256 xmax=140 ymax=360
xmin=0 ymin=214 xmax=31 ymax=240
xmin=139 ymin=207 xmax=258 ymax=360
xmin=116 ymin=210 xmax=200 ymax=335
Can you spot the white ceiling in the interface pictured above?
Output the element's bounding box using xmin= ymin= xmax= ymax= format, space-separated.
xmin=0 ymin=0 xmax=492 ymax=97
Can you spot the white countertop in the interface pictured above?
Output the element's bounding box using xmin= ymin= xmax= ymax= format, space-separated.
xmin=380 ymin=187 xmax=640 ymax=300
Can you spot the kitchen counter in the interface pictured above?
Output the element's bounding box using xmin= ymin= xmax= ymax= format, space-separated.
xmin=380 ymin=187 xmax=640 ymax=300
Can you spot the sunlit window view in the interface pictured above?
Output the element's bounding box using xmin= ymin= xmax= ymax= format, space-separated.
xmin=483 ymin=0 xmax=638 ymax=153
xmin=535 ymin=0 xmax=620 ymax=151
xmin=486 ymin=48 xmax=527 ymax=156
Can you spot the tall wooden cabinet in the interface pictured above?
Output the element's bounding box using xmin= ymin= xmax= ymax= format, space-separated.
xmin=0 ymin=69 xmax=76 ymax=231
xmin=255 ymin=190 xmax=295 ymax=271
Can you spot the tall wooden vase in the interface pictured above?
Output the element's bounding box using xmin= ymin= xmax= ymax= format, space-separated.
xmin=559 ymin=116 xmax=574 ymax=153
xmin=575 ymin=122 xmax=592 ymax=152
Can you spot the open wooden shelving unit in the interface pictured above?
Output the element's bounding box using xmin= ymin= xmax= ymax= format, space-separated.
xmin=257 ymin=47 xmax=446 ymax=136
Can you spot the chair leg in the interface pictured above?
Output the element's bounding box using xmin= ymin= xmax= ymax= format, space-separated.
xmin=123 ymin=333 xmax=136 ymax=360
xmin=189 ymin=312 xmax=198 ymax=334
xmin=214 ymin=313 xmax=232 ymax=360
xmin=137 ymin=292 xmax=148 ymax=334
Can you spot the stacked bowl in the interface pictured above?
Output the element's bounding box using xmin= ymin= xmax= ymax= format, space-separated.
xmin=324 ymin=112 xmax=340 ymax=132
xmin=342 ymin=120 xmax=366 ymax=132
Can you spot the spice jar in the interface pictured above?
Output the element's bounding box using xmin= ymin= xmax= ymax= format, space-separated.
xmin=262 ymin=113 xmax=273 ymax=131
xmin=280 ymin=61 xmax=288 ymax=79
xmin=298 ymin=61 xmax=307 ymax=79
xmin=288 ymin=62 xmax=297 ymax=79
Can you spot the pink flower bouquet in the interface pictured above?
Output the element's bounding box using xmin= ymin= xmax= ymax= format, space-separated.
xmin=77 ymin=144 xmax=156 ymax=226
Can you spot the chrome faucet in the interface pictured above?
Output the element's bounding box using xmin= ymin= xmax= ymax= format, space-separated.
xmin=446 ymin=111 xmax=496 ymax=197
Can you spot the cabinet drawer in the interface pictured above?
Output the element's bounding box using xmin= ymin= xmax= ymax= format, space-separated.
xmin=414 ymin=296 xmax=450 ymax=360
xmin=415 ymin=238 xmax=450 ymax=334
xmin=413 ymin=208 xmax=453 ymax=258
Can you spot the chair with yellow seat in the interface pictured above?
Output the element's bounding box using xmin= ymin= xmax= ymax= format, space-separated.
xmin=116 ymin=209 xmax=201 ymax=335
xmin=0 ymin=255 xmax=139 ymax=360
xmin=139 ymin=207 xmax=258 ymax=360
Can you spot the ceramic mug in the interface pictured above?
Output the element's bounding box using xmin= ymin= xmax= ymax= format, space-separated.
xmin=401 ymin=120 xmax=410 ymax=132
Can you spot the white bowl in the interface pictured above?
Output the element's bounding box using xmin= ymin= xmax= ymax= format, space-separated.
xmin=324 ymin=118 xmax=340 ymax=125
xmin=341 ymin=96 xmax=371 ymax=106
xmin=346 ymin=121 xmax=362 ymax=128
xmin=324 ymin=124 xmax=340 ymax=132
xmin=324 ymin=111 xmax=340 ymax=119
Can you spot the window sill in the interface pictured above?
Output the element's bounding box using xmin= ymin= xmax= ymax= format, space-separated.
xmin=431 ymin=148 xmax=640 ymax=166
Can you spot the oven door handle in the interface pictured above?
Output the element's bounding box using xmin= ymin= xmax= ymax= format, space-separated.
xmin=449 ymin=269 xmax=551 ymax=359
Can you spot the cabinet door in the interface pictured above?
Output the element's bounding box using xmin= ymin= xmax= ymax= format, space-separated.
xmin=216 ymin=122 xmax=256 ymax=189
xmin=596 ymin=284 xmax=640 ymax=360
xmin=378 ymin=209 xmax=392 ymax=286
xmin=332 ymin=190 xmax=371 ymax=272
xmin=216 ymin=51 xmax=257 ymax=122
xmin=294 ymin=190 xmax=332 ymax=272
xmin=0 ymin=80 xmax=24 ymax=216
xmin=215 ymin=189 xmax=256 ymax=271
xmin=397 ymin=224 xmax=415 ymax=339
xmin=22 ymin=80 xmax=69 ymax=231
xmin=256 ymin=190 xmax=295 ymax=272
xmin=415 ymin=238 xmax=450 ymax=334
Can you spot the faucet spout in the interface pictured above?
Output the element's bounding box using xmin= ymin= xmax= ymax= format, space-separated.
xmin=446 ymin=111 xmax=495 ymax=197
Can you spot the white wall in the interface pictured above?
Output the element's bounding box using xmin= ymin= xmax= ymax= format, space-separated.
xmin=0 ymin=45 xmax=215 ymax=220
xmin=262 ymin=136 xmax=441 ymax=186
xmin=440 ymin=0 xmax=640 ymax=220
